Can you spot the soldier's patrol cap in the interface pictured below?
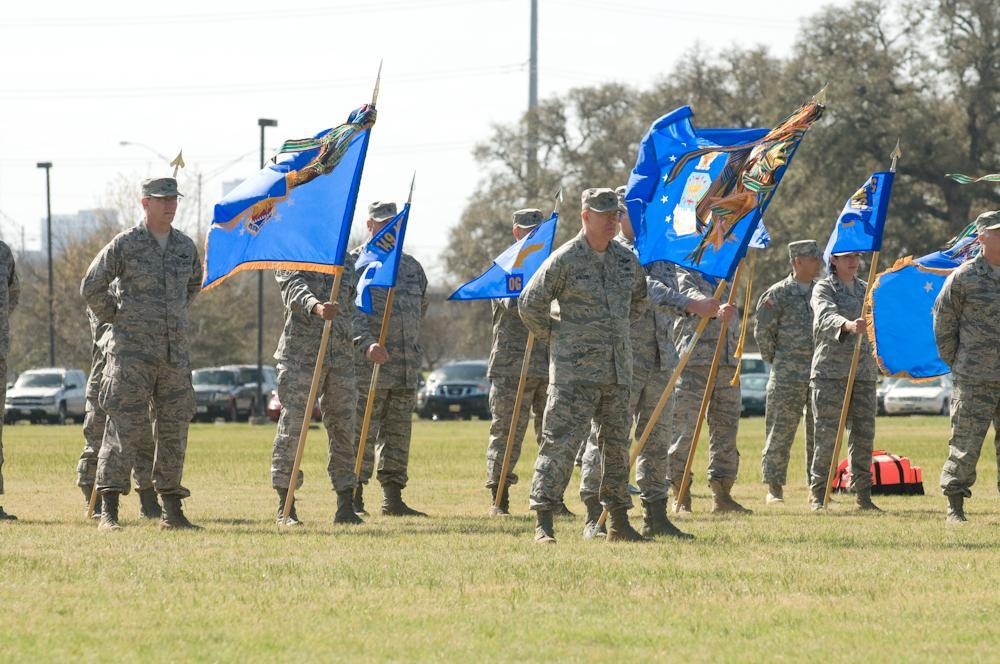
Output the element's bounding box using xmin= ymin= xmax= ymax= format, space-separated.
xmin=141 ymin=177 xmax=183 ymax=198
xmin=974 ymin=210 xmax=1000 ymax=233
xmin=368 ymin=201 xmax=398 ymax=222
xmin=787 ymin=240 xmax=821 ymax=260
xmin=581 ymin=187 xmax=624 ymax=213
xmin=512 ymin=208 xmax=544 ymax=228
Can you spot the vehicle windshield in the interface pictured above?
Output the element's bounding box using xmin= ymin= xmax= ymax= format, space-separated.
xmin=14 ymin=372 xmax=64 ymax=388
xmin=236 ymin=369 xmax=260 ymax=384
xmin=892 ymin=377 xmax=943 ymax=389
xmin=430 ymin=364 xmax=487 ymax=382
xmin=192 ymin=370 xmax=236 ymax=386
xmin=740 ymin=375 xmax=768 ymax=390
xmin=740 ymin=359 xmax=769 ymax=375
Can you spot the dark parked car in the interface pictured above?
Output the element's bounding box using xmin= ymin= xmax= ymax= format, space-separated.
xmin=218 ymin=364 xmax=277 ymax=420
xmin=192 ymin=368 xmax=242 ymax=421
xmin=416 ymin=360 xmax=491 ymax=420
xmin=739 ymin=373 xmax=768 ymax=416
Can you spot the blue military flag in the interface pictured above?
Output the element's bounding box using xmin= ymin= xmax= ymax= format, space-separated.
xmin=355 ymin=203 xmax=411 ymax=314
xmin=822 ymin=171 xmax=895 ymax=264
xmin=869 ymin=224 xmax=981 ymax=378
xmin=625 ymin=99 xmax=823 ymax=280
xmin=202 ymin=105 xmax=375 ymax=290
xmin=448 ymin=213 xmax=558 ymax=300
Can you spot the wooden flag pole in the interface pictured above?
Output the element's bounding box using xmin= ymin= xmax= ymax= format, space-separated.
xmin=730 ymin=252 xmax=757 ymax=386
xmin=595 ymin=278 xmax=730 ymax=528
xmin=86 ymin=480 xmax=99 ymax=519
xmin=280 ymin=63 xmax=383 ymax=524
xmin=353 ymin=288 xmax=395 ymax=479
xmin=280 ymin=271 xmax=345 ymax=523
xmin=822 ymin=140 xmax=900 ymax=507
xmin=673 ymin=261 xmax=746 ymax=513
xmin=492 ymin=333 xmax=535 ymax=511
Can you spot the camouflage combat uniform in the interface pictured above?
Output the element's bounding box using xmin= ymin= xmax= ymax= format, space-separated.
xmin=272 ymin=252 xmax=376 ymax=493
xmin=484 ymin=297 xmax=549 ymax=490
xmin=934 ymin=254 xmax=1000 ymax=499
xmin=0 ymin=241 xmax=19 ymax=502
xmin=808 ymin=274 xmax=876 ymax=495
xmin=579 ymin=235 xmax=690 ymax=504
xmin=667 ymin=268 xmax=742 ymax=485
xmin=754 ymin=274 xmax=816 ymax=486
xmin=519 ymin=231 xmax=647 ymax=513
xmin=76 ymin=308 xmax=156 ymax=493
xmin=352 ymin=250 xmax=428 ymax=489
xmin=81 ymin=223 xmax=201 ymax=498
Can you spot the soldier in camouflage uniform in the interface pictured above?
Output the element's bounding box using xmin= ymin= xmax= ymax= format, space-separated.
xmin=667 ymin=268 xmax=748 ymax=513
xmin=578 ymin=187 xmax=718 ymax=539
xmin=0 ymin=240 xmax=18 ymax=521
xmin=352 ymin=201 xmax=429 ymax=517
xmin=934 ymin=210 xmax=1000 ymax=522
xmin=519 ymin=187 xmax=649 ymax=544
xmin=484 ymin=209 xmax=550 ymax=516
xmin=808 ymin=251 xmax=880 ymax=512
xmin=271 ymin=250 xmax=381 ymax=526
xmin=76 ymin=306 xmax=160 ymax=520
xmin=754 ymin=240 xmax=822 ymax=504
xmin=81 ymin=177 xmax=201 ymax=531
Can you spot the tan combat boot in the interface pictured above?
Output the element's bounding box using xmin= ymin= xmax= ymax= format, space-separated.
xmin=855 ymin=487 xmax=883 ymax=512
xmin=709 ymin=478 xmax=753 ymax=514
xmin=534 ymin=510 xmax=556 ymax=544
xmin=640 ymin=499 xmax=694 ymax=540
xmin=670 ymin=481 xmax=692 ymax=514
xmin=946 ymin=494 xmax=967 ymax=523
xmin=765 ymin=482 xmax=784 ymax=505
xmin=606 ymin=507 xmax=650 ymax=543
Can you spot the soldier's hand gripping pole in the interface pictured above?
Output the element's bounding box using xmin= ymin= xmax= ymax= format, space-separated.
xmin=281 ymin=269 xmax=344 ymax=524
xmin=673 ymin=261 xmax=746 ymax=513
xmin=493 ymin=333 xmax=535 ymax=511
xmin=353 ymin=288 xmax=396 ymax=480
xmin=596 ymin=278 xmax=730 ymax=528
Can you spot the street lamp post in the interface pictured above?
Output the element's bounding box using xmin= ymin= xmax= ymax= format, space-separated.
xmin=255 ymin=118 xmax=278 ymax=423
xmin=36 ymin=162 xmax=55 ymax=367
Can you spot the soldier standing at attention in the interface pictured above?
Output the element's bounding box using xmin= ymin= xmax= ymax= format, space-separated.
xmin=352 ymin=201 xmax=428 ymax=517
xmin=270 ymin=251 xmax=382 ymax=526
xmin=75 ymin=307 xmax=160 ymax=520
xmin=667 ymin=268 xmax=747 ymax=514
xmin=578 ymin=186 xmax=718 ymax=539
xmin=808 ymin=251 xmax=880 ymax=512
xmin=483 ymin=209 xmax=550 ymax=516
xmin=0 ymin=239 xmax=18 ymax=521
xmin=81 ymin=177 xmax=202 ymax=531
xmin=754 ymin=240 xmax=823 ymax=504
xmin=518 ymin=187 xmax=649 ymax=544
xmin=934 ymin=210 xmax=1000 ymax=522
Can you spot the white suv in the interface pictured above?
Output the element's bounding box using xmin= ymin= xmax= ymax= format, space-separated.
xmin=4 ymin=368 xmax=88 ymax=425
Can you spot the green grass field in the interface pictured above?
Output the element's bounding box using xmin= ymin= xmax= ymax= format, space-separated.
xmin=2 ymin=415 xmax=999 ymax=662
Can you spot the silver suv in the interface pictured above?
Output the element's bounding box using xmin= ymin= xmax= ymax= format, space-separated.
xmin=5 ymin=368 xmax=88 ymax=425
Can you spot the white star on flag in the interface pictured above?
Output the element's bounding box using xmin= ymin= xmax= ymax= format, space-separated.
xmin=669 ymin=155 xmax=678 ymax=162
xmin=924 ymin=281 xmax=933 ymax=293
xmin=665 ymin=215 xmax=672 ymax=223
xmin=660 ymin=195 xmax=669 ymax=204
xmin=662 ymin=173 xmax=670 ymax=183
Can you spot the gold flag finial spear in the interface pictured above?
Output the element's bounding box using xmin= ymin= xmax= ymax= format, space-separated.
xmin=890 ymin=139 xmax=902 ymax=173
xmin=811 ymin=84 xmax=828 ymax=106
xmin=371 ymin=59 xmax=383 ymax=107
xmin=406 ymin=171 xmax=416 ymax=205
xmin=170 ymin=150 xmax=185 ymax=178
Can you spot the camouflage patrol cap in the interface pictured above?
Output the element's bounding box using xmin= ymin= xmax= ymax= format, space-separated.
xmin=512 ymin=208 xmax=544 ymax=228
xmin=141 ymin=177 xmax=183 ymax=198
xmin=974 ymin=210 xmax=1000 ymax=233
xmin=581 ymin=187 xmax=623 ymax=213
xmin=787 ymin=240 xmax=821 ymax=260
xmin=368 ymin=201 xmax=398 ymax=222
